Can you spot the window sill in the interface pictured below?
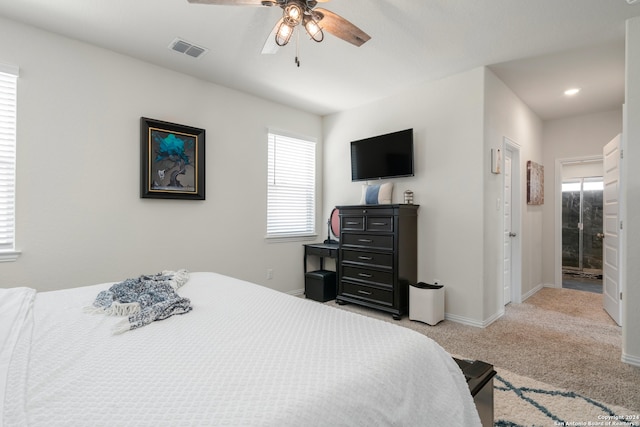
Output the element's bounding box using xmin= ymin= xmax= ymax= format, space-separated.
xmin=265 ymin=234 xmax=318 ymax=243
xmin=0 ymin=250 xmax=21 ymax=263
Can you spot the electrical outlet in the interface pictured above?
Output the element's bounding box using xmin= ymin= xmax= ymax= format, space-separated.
xmin=267 ymin=269 xmax=273 ymax=280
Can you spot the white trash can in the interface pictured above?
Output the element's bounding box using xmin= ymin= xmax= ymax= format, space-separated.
xmin=409 ymin=282 xmax=444 ymax=325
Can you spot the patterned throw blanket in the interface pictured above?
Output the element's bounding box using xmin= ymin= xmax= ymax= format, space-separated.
xmin=87 ymin=269 xmax=192 ymax=334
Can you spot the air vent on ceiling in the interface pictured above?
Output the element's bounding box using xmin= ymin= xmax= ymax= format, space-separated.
xmin=168 ymin=38 xmax=208 ymax=59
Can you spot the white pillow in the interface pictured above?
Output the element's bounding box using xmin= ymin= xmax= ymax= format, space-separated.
xmin=359 ymin=182 xmax=393 ymax=204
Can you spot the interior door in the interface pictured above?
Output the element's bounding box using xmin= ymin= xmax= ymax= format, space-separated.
xmin=603 ymin=134 xmax=621 ymax=325
xmin=503 ymin=150 xmax=513 ymax=305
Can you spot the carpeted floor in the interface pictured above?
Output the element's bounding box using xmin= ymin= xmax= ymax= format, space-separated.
xmin=326 ymin=287 xmax=640 ymax=414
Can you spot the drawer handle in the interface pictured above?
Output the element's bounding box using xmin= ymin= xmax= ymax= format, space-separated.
xmin=358 ymin=256 xmax=372 ymax=261
xmin=358 ymin=273 xmax=372 ymax=278
xmin=371 ymin=222 xmax=387 ymax=226
xmin=346 ymin=221 xmax=360 ymax=225
xmin=358 ymin=238 xmax=373 ymax=243
xmin=357 ymin=290 xmax=372 ymax=295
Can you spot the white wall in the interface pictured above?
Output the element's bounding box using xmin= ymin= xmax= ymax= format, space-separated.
xmin=323 ymin=68 xmax=486 ymax=323
xmin=622 ymin=16 xmax=640 ymax=366
xmin=540 ymin=109 xmax=622 ymax=286
xmin=323 ymin=67 xmax=545 ymax=325
xmin=323 ymin=66 xmax=546 ymax=325
xmin=0 ymin=17 xmax=322 ymax=293
xmin=483 ymin=69 xmax=543 ymax=318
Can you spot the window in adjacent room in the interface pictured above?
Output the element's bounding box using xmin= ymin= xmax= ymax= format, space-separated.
xmin=0 ymin=64 xmax=19 ymax=261
xmin=266 ymin=131 xmax=316 ymax=238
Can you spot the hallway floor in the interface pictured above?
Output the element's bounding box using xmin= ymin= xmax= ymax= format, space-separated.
xmin=562 ymin=272 xmax=603 ymax=294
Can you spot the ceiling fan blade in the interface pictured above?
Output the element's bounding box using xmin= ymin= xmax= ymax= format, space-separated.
xmin=314 ymin=8 xmax=370 ymax=47
xmin=187 ymin=0 xmax=274 ymax=5
xmin=262 ymin=18 xmax=283 ymax=54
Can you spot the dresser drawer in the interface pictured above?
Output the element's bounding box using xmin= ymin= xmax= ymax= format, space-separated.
xmin=341 ymin=233 xmax=393 ymax=250
xmin=336 ymin=204 xmax=418 ymax=318
xmin=341 ymin=216 xmax=365 ymax=231
xmin=340 ymin=207 xmax=396 ymax=216
xmin=341 ymin=265 xmax=393 ymax=287
xmin=305 ymin=245 xmax=338 ymax=258
xmin=341 ymin=280 xmax=393 ymax=306
xmin=341 ymin=249 xmax=393 ymax=268
xmin=366 ymin=216 xmax=393 ymax=232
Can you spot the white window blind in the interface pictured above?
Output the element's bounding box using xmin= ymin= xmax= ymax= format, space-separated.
xmin=267 ymin=132 xmax=316 ymax=238
xmin=0 ymin=65 xmax=18 ymax=253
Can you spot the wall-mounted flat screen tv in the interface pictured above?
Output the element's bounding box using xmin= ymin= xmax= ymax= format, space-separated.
xmin=350 ymin=128 xmax=414 ymax=181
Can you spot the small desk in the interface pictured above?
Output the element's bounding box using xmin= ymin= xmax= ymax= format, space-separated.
xmin=303 ymin=242 xmax=339 ymax=274
xmin=303 ymin=242 xmax=339 ymax=302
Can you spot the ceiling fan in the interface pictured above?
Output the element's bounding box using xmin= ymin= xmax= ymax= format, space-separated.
xmin=187 ymin=0 xmax=371 ymax=61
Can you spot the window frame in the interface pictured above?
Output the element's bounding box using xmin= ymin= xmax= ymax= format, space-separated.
xmin=266 ymin=130 xmax=317 ymax=241
xmin=0 ymin=63 xmax=20 ymax=262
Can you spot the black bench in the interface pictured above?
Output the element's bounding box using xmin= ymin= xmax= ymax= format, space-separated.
xmin=454 ymin=358 xmax=496 ymax=427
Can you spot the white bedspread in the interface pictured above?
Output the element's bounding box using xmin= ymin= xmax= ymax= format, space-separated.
xmin=2 ymin=272 xmax=480 ymax=426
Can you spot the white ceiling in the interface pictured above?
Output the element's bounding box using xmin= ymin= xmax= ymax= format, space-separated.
xmin=1 ymin=0 xmax=639 ymax=120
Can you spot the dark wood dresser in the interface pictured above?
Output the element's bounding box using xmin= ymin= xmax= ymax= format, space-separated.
xmin=336 ymin=204 xmax=419 ymax=319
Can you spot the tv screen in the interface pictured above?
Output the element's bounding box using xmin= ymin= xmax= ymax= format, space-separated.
xmin=350 ymin=129 xmax=414 ymax=181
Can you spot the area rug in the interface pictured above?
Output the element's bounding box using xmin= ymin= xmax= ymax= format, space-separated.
xmin=494 ymin=367 xmax=639 ymax=427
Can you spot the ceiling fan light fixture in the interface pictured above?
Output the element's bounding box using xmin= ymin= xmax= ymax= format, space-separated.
xmin=303 ymin=16 xmax=323 ymax=42
xmin=275 ymin=21 xmax=294 ymax=46
xmin=283 ymin=3 xmax=303 ymax=26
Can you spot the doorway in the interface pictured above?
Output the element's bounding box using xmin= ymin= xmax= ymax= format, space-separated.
xmin=503 ymin=138 xmax=522 ymax=305
xmin=555 ymin=157 xmax=604 ymax=294
xmin=561 ymin=177 xmax=604 ymax=294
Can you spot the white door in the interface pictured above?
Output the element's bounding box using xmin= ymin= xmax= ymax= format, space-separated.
xmin=603 ymin=134 xmax=622 ymax=325
xmin=503 ymin=150 xmax=513 ymax=305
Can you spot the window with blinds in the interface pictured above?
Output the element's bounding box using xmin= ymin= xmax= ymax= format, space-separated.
xmin=0 ymin=65 xmax=18 ymax=256
xmin=267 ymin=132 xmax=316 ymax=238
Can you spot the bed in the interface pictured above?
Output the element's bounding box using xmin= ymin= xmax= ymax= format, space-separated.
xmin=1 ymin=271 xmax=481 ymax=426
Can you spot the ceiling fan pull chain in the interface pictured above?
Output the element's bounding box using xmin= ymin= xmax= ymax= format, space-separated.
xmin=295 ymin=28 xmax=301 ymax=67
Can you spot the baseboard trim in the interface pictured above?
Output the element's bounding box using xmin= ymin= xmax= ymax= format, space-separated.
xmin=482 ymin=309 xmax=505 ymax=327
xmin=452 ymin=284 xmax=548 ymax=329
xmin=521 ymin=283 xmax=544 ymax=302
xmin=444 ymin=313 xmax=484 ymax=327
xmin=621 ymin=352 xmax=640 ymax=368
xmin=445 ymin=310 xmax=505 ymax=328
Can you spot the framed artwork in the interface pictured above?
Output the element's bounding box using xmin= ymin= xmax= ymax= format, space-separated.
xmin=527 ymin=160 xmax=544 ymax=205
xmin=140 ymin=117 xmax=205 ymax=200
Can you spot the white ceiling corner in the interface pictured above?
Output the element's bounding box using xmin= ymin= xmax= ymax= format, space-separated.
xmin=0 ymin=0 xmax=639 ymax=119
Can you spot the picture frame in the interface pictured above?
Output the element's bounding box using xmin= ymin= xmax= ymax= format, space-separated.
xmin=527 ymin=160 xmax=544 ymax=205
xmin=140 ymin=117 xmax=205 ymax=200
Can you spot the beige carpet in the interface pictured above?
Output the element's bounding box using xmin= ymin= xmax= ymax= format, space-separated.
xmin=327 ymin=287 xmax=640 ymax=413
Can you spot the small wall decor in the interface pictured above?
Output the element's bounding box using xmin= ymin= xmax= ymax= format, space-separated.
xmin=140 ymin=117 xmax=205 ymax=200
xmin=491 ymin=148 xmax=502 ymax=174
xmin=527 ymin=160 xmax=544 ymax=205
